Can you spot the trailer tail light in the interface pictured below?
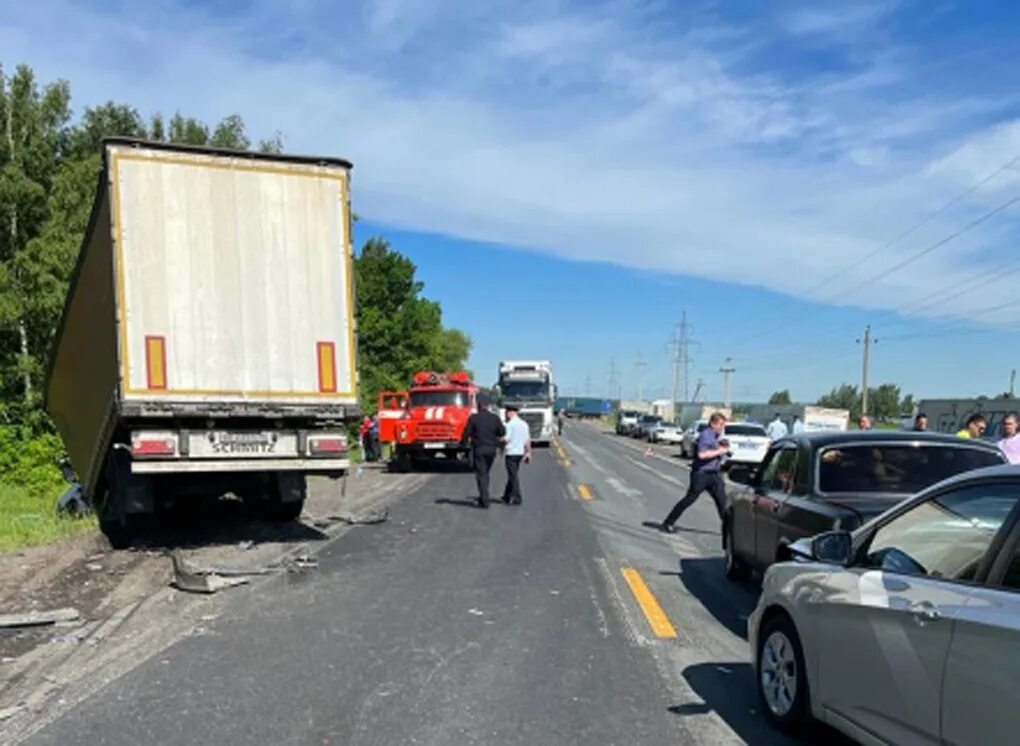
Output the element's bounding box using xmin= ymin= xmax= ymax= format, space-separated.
xmin=132 ymin=437 xmax=176 ymax=457
xmin=308 ymin=436 xmax=348 ymax=457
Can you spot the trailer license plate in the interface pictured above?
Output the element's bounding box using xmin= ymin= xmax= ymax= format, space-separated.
xmin=211 ymin=432 xmax=277 ymax=454
xmin=424 ymin=443 xmax=444 ymax=449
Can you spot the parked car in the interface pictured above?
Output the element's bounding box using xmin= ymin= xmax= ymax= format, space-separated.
xmin=721 ymin=422 xmax=770 ymax=466
xmin=634 ymin=414 xmax=663 ymax=440
xmin=649 ymin=421 xmax=684 ymax=445
xmin=748 ymin=463 xmax=1020 ymax=743
xmin=681 ymin=421 xmax=768 ymax=465
xmin=616 ymin=410 xmax=640 ymax=436
xmin=680 ymin=420 xmax=708 ymax=458
xmin=723 ymin=431 xmax=1006 ymax=581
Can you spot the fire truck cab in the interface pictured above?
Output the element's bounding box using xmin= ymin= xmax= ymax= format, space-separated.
xmin=378 ymin=372 xmax=478 ymax=471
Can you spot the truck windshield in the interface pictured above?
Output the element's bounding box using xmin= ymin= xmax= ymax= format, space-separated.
xmin=409 ymin=391 xmax=470 ymax=408
xmin=501 ymin=381 xmax=550 ymax=400
xmin=818 ymin=444 xmax=1003 ymax=494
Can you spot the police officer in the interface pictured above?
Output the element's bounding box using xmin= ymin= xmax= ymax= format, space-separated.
xmin=463 ymin=394 xmax=505 ymax=508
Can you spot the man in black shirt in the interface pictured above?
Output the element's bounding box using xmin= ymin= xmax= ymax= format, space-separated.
xmin=463 ymin=394 xmax=505 ymax=508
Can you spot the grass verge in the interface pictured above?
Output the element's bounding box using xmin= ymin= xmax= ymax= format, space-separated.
xmin=0 ymin=484 xmax=95 ymax=553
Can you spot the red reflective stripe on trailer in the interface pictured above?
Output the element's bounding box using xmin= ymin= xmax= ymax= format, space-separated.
xmin=317 ymin=342 xmax=337 ymax=393
xmin=145 ymin=336 xmax=168 ymax=390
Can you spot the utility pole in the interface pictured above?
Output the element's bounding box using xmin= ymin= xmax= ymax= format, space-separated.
xmin=668 ymin=311 xmax=695 ymax=406
xmin=608 ymin=358 xmax=620 ymax=401
xmin=584 ymin=374 xmax=592 ymax=397
xmin=720 ymin=358 xmax=735 ymax=409
xmin=857 ymin=326 xmax=876 ymax=416
xmin=691 ymin=378 xmax=705 ymax=403
xmin=635 ymin=353 xmax=647 ymax=402
xmin=1011 ymin=369 xmax=1016 ymax=398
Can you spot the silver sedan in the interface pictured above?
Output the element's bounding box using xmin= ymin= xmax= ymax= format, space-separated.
xmin=748 ymin=464 xmax=1020 ymax=745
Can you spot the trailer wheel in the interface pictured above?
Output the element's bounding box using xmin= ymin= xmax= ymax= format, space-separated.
xmin=267 ymin=498 xmax=305 ymax=521
xmin=264 ymin=473 xmax=307 ymax=522
xmin=96 ymin=445 xmax=152 ymax=549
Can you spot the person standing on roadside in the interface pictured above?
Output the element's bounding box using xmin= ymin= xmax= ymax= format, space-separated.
xmin=557 ymin=409 xmax=565 ymax=436
xmin=660 ymin=412 xmax=730 ymax=533
xmin=858 ymin=415 xmax=874 ymax=431
xmin=956 ymin=413 xmax=987 ymax=439
xmin=912 ymin=413 xmax=928 ymax=432
xmin=766 ymin=413 xmax=788 ymax=441
xmin=464 ymin=395 xmax=505 ymax=508
xmin=998 ymin=413 xmax=1020 ymax=464
xmin=792 ymin=416 xmax=805 ymax=434
xmin=501 ymin=404 xmax=531 ymax=505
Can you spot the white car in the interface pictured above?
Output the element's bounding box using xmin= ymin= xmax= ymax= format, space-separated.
xmin=680 ymin=420 xmax=708 ymax=458
xmin=721 ymin=422 xmax=769 ymax=466
xmin=648 ymin=421 xmax=683 ymax=444
xmin=681 ymin=421 xmax=769 ymax=465
xmin=748 ymin=464 xmax=1020 ymax=744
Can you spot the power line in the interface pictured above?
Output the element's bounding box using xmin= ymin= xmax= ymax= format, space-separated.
xmin=726 ymin=151 xmax=1020 ymax=350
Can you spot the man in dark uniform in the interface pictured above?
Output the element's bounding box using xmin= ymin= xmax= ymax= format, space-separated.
xmin=659 ymin=412 xmax=730 ymax=532
xmin=463 ymin=394 xmax=505 ymax=508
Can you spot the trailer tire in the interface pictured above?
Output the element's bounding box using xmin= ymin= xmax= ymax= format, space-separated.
xmin=267 ymin=498 xmax=305 ymax=522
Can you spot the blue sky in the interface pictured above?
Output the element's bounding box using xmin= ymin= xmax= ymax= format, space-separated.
xmin=7 ymin=0 xmax=1020 ymax=403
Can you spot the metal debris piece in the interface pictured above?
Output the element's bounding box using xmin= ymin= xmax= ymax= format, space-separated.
xmin=468 ymin=608 xmax=484 ymax=616
xmin=0 ymin=704 xmax=24 ymax=721
xmin=0 ymin=608 xmax=81 ymax=630
xmin=85 ymin=563 xmax=103 ymax=572
xmin=51 ymin=632 xmax=88 ymax=645
xmin=56 ymin=483 xmax=91 ymax=516
xmin=170 ymin=552 xmax=252 ymax=594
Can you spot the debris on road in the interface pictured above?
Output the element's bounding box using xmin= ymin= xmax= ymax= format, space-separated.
xmin=0 ymin=608 xmax=81 ymax=630
xmin=311 ymin=507 xmax=390 ymax=529
xmin=468 ymin=608 xmax=484 ymax=616
xmin=0 ymin=704 xmax=24 ymax=721
xmin=85 ymin=563 xmax=103 ymax=572
xmin=170 ymin=552 xmax=252 ymax=595
xmin=237 ymin=540 xmax=255 ymax=551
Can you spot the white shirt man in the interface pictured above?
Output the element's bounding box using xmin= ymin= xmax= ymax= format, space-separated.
xmin=792 ymin=417 xmax=805 ymax=434
xmin=502 ymin=407 xmax=531 ymax=505
xmin=766 ymin=415 xmax=788 ymax=441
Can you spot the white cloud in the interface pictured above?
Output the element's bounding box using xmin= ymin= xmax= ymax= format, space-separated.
xmin=4 ymin=0 xmax=1020 ymax=328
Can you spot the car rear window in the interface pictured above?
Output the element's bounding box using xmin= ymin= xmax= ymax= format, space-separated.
xmin=725 ymin=424 xmax=767 ymax=437
xmin=818 ymin=444 xmax=1004 ymax=494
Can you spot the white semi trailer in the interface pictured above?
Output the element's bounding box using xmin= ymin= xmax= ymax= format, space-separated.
xmin=46 ymin=139 xmax=359 ymax=546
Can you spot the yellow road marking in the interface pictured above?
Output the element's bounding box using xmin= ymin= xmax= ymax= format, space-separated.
xmin=621 ymin=567 xmax=678 ymax=639
xmin=577 ymin=484 xmax=594 ymax=500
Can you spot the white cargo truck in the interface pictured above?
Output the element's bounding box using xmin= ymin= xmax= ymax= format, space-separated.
xmin=46 ymin=139 xmax=359 ymax=546
xmin=677 ymin=403 xmax=732 ymax=430
xmin=496 ymin=360 xmax=556 ymax=445
xmin=745 ymin=404 xmax=849 ymax=433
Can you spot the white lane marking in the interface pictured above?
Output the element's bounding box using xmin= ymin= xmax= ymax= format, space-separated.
xmin=625 ymin=455 xmax=687 ymax=488
xmin=606 ymin=476 xmax=642 ymax=497
xmin=568 ymin=442 xmax=608 ymax=474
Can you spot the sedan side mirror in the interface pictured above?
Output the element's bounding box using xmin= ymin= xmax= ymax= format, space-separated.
xmin=810 ymin=531 xmax=853 ymax=565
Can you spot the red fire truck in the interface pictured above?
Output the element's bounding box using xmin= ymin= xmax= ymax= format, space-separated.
xmin=378 ymin=372 xmax=479 ymax=471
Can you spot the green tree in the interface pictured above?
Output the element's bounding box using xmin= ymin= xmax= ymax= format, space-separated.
xmin=353 ymin=238 xmax=471 ymax=412
xmin=870 ymin=383 xmax=901 ymax=422
xmin=817 ymin=383 xmax=860 ymax=419
xmin=768 ymin=389 xmax=792 ymax=405
xmin=258 ymin=132 xmax=285 ymax=154
xmin=169 ymin=113 xmax=209 ymax=145
xmin=0 ymin=64 xmax=71 ymax=410
xmin=66 ymin=102 xmax=145 ymax=159
xmin=210 ymin=114 xmax=250 ymax=150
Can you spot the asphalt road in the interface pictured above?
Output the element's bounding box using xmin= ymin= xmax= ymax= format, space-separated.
xmin=25 ymin=424 xmax=845 ymax=745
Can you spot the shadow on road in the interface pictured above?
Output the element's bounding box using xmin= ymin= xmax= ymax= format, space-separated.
xmin=434 ymin=497 xmax=489 ymax=509
xmin=128 ymin=497 xmax=328 ymax=550
xmin=675 ymin=663 xmax=850 ymax=745
xmin=678 ymin=556 xmax=760 ymax=640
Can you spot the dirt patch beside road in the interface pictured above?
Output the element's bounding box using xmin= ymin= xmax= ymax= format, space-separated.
xmin=0 ymin=465 xmax=425 ymax=743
